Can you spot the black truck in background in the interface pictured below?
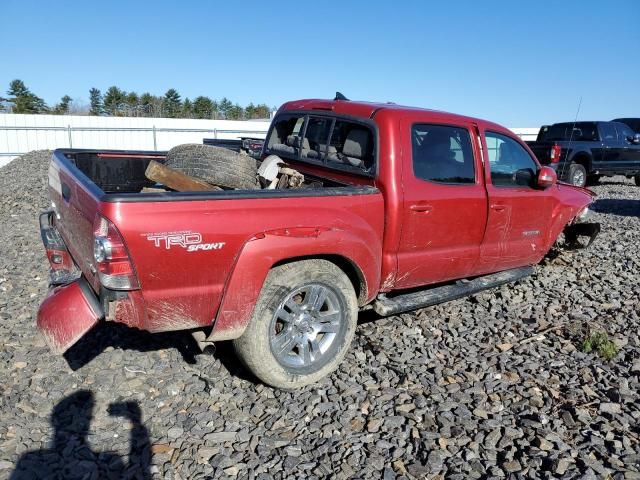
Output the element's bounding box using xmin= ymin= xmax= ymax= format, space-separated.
xmin=526 ymin=121 xmax=640 ymax=187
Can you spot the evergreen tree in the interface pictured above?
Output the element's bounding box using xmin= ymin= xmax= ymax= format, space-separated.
xmin=162 ymin=88 xmax=182 ymax=118
xmin=253 ymin=103 xmax=271 ymax=119
xmin=245 ymin=102 xmax=256 ymax=119
xmin=5 ymin=79 xmax=48 ymax=113
xmin=192 ymin=96 xmax=214 ymax=119
xmin=8 ymin=79 xmax=29 ymax=98
xmin=227 ymin=103 xmax=244 ymax=120
xmin=218 ymin=97 xmax=233 ymax=119
xmin=103 ymin=86 xmax=126 ymax=115
xmin=53 ymin=95 xmax=72 ymax=114
xmin=182 ymin=98 xmax=193 ymax=118
xmin=126 ymin=92 xmax=139 ymax=107
xmin=89 ymin=88 xmax=103 ymax=115
xmin=139 ymin=92 xmax=154 ymax=116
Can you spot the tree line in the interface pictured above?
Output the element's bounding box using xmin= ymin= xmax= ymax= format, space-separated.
xmin=0 ymin=79 xmax=273 ymax=120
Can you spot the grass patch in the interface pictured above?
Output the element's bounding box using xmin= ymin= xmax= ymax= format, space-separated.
xmin=582 ymin=331 xmax=618 ymax=361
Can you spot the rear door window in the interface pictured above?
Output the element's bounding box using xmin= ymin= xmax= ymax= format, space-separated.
xmin=411 ymin=124 xmax=475 ymax=184
xmin=599 ymin=123 xmax=617 ymax=142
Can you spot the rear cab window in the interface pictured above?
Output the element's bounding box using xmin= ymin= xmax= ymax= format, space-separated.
xmin=265 ymin=113 xmax=375 ymax=175
xmin=540 ymin=122 xmax=600 ymax=142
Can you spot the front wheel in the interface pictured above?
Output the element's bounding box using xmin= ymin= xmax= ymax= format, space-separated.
xmin=234 ymin=259 xmax=358 ymax=389
xmin=568 ymin=163 xmax=587 ymax=187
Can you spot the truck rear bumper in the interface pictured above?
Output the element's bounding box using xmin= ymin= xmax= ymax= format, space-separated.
xmin=37 ymin=277 xmax=104 ymax=354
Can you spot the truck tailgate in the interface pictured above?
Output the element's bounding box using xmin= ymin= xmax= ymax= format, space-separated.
xmin=48 ymin=156 xmax=103 ymax=292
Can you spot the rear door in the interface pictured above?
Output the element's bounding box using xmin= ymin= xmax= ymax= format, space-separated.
xmin=477 ymin=130 xmax=553 ymax=273
xmin=599 ymin=122 xmax=622 ymax=173
xmin=395 ymin=119 xmax=487 ymax=288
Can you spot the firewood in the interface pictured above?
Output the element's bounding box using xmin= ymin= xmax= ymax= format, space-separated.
xmin=145 ymin=160 xmax=221 ymax=192
xmin=141 ymin=187 xmax=168 ymax=193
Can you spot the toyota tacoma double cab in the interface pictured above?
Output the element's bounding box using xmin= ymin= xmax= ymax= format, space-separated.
xmin=37 ymin=98 xmax=599 ymax=388
xmin=526 ymin=121 xmax=640 ymax=186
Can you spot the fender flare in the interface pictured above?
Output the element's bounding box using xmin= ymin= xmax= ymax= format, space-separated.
xmin=569 ymin=151 xmax=593 ymax=171
xmin=207 ymin=227 xmax=381 ymax=341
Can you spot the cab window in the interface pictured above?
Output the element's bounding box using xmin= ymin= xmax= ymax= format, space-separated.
xmin=485 ymin=132 xmax=538 ymax=187
xmin=266 ymin=114 xmax=306 ymax=158
xmin=412 ymin=124 xmax=475 ymax=184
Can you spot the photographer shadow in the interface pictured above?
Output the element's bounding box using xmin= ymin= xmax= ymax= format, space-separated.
xmin=11 ymin=391 xmax=151 ymax=480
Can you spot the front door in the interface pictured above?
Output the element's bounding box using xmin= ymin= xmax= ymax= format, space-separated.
xmin=614 ymin=123 xmax=640 ymax=172
xmin=395 ymin=121 xmax=488 ymax=289
xmin=478 ymin=130 xmax=552 ymax=274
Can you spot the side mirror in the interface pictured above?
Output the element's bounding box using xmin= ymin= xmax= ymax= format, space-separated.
xmin=537 ymin=166 xmax=557 ymax=188
xmin=514 ymin=168 xmax=535 ymax=186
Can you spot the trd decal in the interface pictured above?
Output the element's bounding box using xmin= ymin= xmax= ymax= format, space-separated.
xmin=144 ymin=231 xmax=225 ymax=252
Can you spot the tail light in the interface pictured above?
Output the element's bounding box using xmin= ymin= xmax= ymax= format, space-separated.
xmin=550 ymin=144 xmax=562 ymax=164
xmin=93 ymin=215 xmax=139 ymax=290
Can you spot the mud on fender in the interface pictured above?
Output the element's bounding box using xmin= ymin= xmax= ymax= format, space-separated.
xmin=37 ymin=277 xmax=104 ymax=354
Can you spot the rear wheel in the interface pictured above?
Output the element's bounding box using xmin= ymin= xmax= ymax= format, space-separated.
xmin=568 ymin=163 xmax=587 ymax=187
xmin=233 ymin=260 xmax=358 ymax=389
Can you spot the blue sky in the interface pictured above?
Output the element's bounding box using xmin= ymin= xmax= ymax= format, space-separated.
xmin=1 ymin=0 xmax=638 ymax=126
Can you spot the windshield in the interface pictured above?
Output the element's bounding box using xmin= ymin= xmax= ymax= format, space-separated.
xmin=539 ymin=122 xmax=599 ymax=142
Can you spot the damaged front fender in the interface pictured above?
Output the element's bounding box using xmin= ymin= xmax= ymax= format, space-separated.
xmin=562 ymin=207 xmax=600 ymax=249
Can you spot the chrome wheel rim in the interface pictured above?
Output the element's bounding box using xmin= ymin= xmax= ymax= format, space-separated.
xmin=573 ymin=170 xmax=585 ymax=186
xmin=269 ymin=283 xmax=343 ymax=369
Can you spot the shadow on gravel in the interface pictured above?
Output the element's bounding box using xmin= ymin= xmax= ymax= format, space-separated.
xmin=10 ymin=391 xmax=151 ymax=479
xmin=64 ymin=322 xmax=202 ymax=370
xmin=62 ymin=322 xmax=259 ymax=383
xmin=208 ymin=341 xmax=256 ymax=383
xmin=591 ymin=198 xmax=640 ymax=217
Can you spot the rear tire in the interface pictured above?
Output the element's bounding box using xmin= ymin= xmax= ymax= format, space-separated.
xmin=164 ymin=144 xmax=258 ymax=190
xmin=568 ymin=163 xmax=587 ymax=187
xmin=233 ymin=260 xmax=358 ymax=389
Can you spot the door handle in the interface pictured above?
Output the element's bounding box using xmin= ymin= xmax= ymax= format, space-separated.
xmin=491 ymin=204 xmax=506 ymax=212
xmin=410 ymin=203 xmax=433 ymax=213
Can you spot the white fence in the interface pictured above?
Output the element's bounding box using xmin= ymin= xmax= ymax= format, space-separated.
xmin=0 ymin=113 xmax=538 ymax=168
xmin=0 ymin=114 xmax=271 ymax=167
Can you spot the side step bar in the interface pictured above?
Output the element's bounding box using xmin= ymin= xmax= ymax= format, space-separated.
xmin=373 ymin=266 xmax=534 ymax=316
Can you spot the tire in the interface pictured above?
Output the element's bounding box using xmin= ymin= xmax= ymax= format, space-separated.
xmin=233 ymin=259 xmax=358 ymax=389
xmin=568 ymin=163 xmax=587 ymax=187
xmin=164 ymin=144 xmax=258 ymax=190
xmin=635 ymin=174 xmax=640 ymax=187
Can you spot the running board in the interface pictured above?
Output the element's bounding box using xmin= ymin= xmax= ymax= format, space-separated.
xmin=373 ymin=266 xmax=534 ymax=316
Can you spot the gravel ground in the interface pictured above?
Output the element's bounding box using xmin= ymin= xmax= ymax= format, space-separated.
xmin=0 ymin=150 xmax=639 ymax=479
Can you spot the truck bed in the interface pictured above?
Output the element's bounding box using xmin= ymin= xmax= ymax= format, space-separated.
xmin=58 ymin=149 xmax=366 ymax=200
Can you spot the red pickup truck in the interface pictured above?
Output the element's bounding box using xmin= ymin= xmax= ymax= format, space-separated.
xmin=37 ymin=98 xmax=599 ymax=388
